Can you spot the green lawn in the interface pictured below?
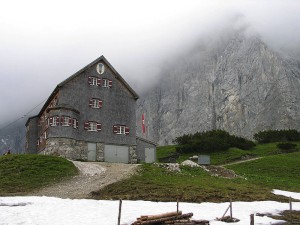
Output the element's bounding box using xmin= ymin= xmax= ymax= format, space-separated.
xmin=0 ymin=154 xmax=78 ymax=195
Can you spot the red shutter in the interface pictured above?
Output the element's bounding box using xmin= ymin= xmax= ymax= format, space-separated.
xmin=84 ymin=121 xmax=89 ymax=130
xmin=49 ymin=117 xmax=53 ymax=126
xmin=61 ymin=116 xmax=65 ymax=125
xmin=113 ymin=125 xmax=118 ymax=134
xmin=56 ymin=116 xmax=60 ymax=124
xmin=97 ymin=78 xmax=101 ymax=86
xmin=88 ymin=76 xmax=93 ymax=85
xmin=76 ymin=120 xmax=79 ymax=129
xmin=89 ymin=99 xmax=93 ymax=107
xmin=99 ymin=100 xmax=103 ymax=108
xmin=97 ymin=123 xmax=101 ymax=131
xmin=68 ymin=117 xmax=72 ymax=126
xmin=125 ymin=127 xmax=130 ymax=135
xmin=108 ymin=80 xmax=112 ymax=88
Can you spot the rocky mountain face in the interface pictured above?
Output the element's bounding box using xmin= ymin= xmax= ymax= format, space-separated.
xmin=137 ymin=29 xmax=300 ymax=145
xmin=0 ymin=118 xmax=26 ymax=155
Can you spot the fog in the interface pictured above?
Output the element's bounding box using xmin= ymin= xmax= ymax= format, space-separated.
xmin=1 ymin=0 xmax=300 ymax=128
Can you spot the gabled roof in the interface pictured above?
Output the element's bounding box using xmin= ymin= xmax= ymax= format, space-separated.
xmin=38 ymin=55 xmax=139 ymax=116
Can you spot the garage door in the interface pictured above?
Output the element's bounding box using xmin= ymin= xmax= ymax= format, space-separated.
xmin=104 ymin=145 xmax=129 ymax=163
xmin=145 ymin=148 xmax=155 ymax=163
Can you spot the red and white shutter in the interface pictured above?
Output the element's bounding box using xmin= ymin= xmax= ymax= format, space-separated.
xmin=88 ymin=76 xmax=93 ymax=85
xmin=68 ymin=117 xmax=72 ymax=126
xmin=89 ymin=99 xmax=93 ymax=107
xmin=56 ymin=116 xmax=60 ymax=125
xmin=125 ymin=127 xmax=130 ymax=135
xmin=97 ymin=123 xmax=101 ymax=132
xmin=113 ymin=125 xmax=118 ymax=134
xmin=49 ymin=117 xmax=53 ymax=126
xmin=99 ymin=100 xmax=103 ymax=108
xmin=108 ymin=80 xmax=112 ymax=88
xmin=84 ymin=121 xmax=89 ymax=130
xmin=97 ymin=78 xmax=101 ymax=86
xmin=61 ymin=116 xmax=65 ymax=125
xmin=76 ymin=120 xmax=79 ymax=129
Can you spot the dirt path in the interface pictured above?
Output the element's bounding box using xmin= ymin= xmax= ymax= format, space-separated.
xmin=29 ymin=161 xmax=140 ymax=199
xmin=220 ymin=157 xmax=262 ymax=167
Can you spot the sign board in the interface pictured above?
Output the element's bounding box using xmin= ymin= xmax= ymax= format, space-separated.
xmin=198 ymin=155 xmax=210 ymax=165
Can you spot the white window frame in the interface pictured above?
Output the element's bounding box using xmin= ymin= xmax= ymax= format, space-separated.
xmin=52 ymin=116 xmax=58 ymax=126
xmin=62 ymin=116 xmax=71 ymax=126
xmin=92 ymin=99 xmax=100 ymax=108
xmin=117 ymin=125 xmax=126 ymax=134
xmin=73 ymin=119 xmax=78 ymax=129
xmin=89 ymin=122 xmax=97 ymax=132
xmin=91 ymin=77 xmax=97 ymax=86
xmin=102 ymin=79 xmax=109 ymax=87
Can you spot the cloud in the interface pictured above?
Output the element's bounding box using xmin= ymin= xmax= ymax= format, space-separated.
xmin=0 ymin=0 xmax=299 ymax=127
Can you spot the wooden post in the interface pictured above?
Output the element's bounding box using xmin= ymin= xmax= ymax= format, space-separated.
xmin=177 ymin=199 xmax=179 ymax=214
xmin=250 ymin=214 xmax=254 ymax=225
xmin=230 ymin=199 xmax=233 ymax=219
xmin=118 ymin=199 xmax=122 ymax=225
xmin=289 ymin=197 xmax=292 ymax=224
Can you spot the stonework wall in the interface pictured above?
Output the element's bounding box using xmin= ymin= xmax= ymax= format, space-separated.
xmin=96 ymin=143 xmax=104 ymax=161
xmin=43 ymin=138 xmax=87 ymax=161
xmin=129 ymin=145 xmax=137 ymax=164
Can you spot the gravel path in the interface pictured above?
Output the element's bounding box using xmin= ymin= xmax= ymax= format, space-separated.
xmin=29 ymin=161 xmax=140 ymax=199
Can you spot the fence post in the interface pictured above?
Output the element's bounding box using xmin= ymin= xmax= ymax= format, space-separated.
xmin=289 ymin=197 xmax=292 ymax=224
xmin=250 ymin=214 xmax=254 ymax=225
xmin=118 ymin=199 xmax=122 ymax=225
xmin=230 ymin=199 xmax=232 ymax=219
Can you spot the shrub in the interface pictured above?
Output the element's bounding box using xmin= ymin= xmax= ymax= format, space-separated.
xmin=254 ymin=129 xmax=300 ymax=143
xmin=277 ymin=142 xmax=297 ymax=150
xmin=174 ymin=130 xmax=255 ymax=154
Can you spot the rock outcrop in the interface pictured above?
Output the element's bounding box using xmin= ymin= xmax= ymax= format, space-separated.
xmin=137 ymin=29 xmax=300 ymax=145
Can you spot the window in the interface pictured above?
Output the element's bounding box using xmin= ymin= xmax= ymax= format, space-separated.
xmin=61 ymin=116 xmax=72 ymax=126
xmin=96 ymin=63 xmax=105 ymax=74
xmin=102 ymin=78 xmax=112 ymax=88
xmin=88 ymin=76 xmax=101 ymax=86
xmin=113 ymin=125 xmax=129 ymax=135
xmin=89 ymin=98 xmax=103 ymax=108
xmin=73 ymin=118 xmax=79 ymax=129
xmin=48 ymin=116 xmax=60 ymax=126
xmin=84 ymin=121 xmax=101 ymax=132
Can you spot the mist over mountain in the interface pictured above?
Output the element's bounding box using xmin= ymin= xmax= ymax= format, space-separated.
xmin=136 ymin=26 xmax=300 ymax=145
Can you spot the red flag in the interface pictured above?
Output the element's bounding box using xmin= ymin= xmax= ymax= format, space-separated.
xmin=142 ymin=114 xmax=146 ymax=134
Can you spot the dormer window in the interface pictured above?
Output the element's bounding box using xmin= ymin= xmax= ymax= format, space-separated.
xmin=88 ymin=76 xmax=101 ymax=86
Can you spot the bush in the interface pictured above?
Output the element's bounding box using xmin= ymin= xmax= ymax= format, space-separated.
xmin=254 ymin=129 xmax=300 ymax=143
xmin=277 ymin=142 xmax=297 ymax=150
xmin=174 ymin=130 xmax=255 ymax=154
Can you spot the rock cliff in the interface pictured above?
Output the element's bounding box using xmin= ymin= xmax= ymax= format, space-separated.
xmin=137 ymin=29 xmax=300 ymax=145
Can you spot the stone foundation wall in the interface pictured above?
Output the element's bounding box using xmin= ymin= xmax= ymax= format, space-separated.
xmin=41 ymin=138 xmax=138 ymax=163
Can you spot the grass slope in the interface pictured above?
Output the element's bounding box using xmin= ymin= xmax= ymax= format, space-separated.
xmin=92 ymin=148 xmax=300 ymax=202
xmin=0 ymin=154 xmax=78 ymax=195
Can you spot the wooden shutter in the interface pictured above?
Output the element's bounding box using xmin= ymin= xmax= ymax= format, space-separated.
xmin=88 ymin=76 xmax=93 ymax=85
xmin=68 ymin=117 xmax=72 ymax=126
xmin=125 ymin=127 xmax=130 ymax=135
xmin=56 ymin=116 xmax=60 ymax=124
xmin=97 ymin=78 xmax=101 ymax=86
xmin=113 ymin=125 xmax=118 ymax=134
xmin=84 ymin=121 xmax=89 ymax=130
xmin=61 ymin=116 xmax=65 ymax=125
xmin=108 ymin=80 xmax=112 ymax=88
xmin=49 ymin=117 xmax=53 ymax=126
xmin=99 ymin=100 xmax=103 ymax=108
xmin=97 ymin=123 xmax=101 ymax=131
xmin=89 ymin=99 xmax=93 ymax=107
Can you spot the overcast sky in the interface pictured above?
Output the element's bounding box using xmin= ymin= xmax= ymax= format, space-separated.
xmin=0 ymin=0 xmax=300 ymax=128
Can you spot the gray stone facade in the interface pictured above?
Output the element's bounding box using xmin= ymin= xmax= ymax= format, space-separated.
xmin=25 ymin=56 xmax=149 ymax=163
